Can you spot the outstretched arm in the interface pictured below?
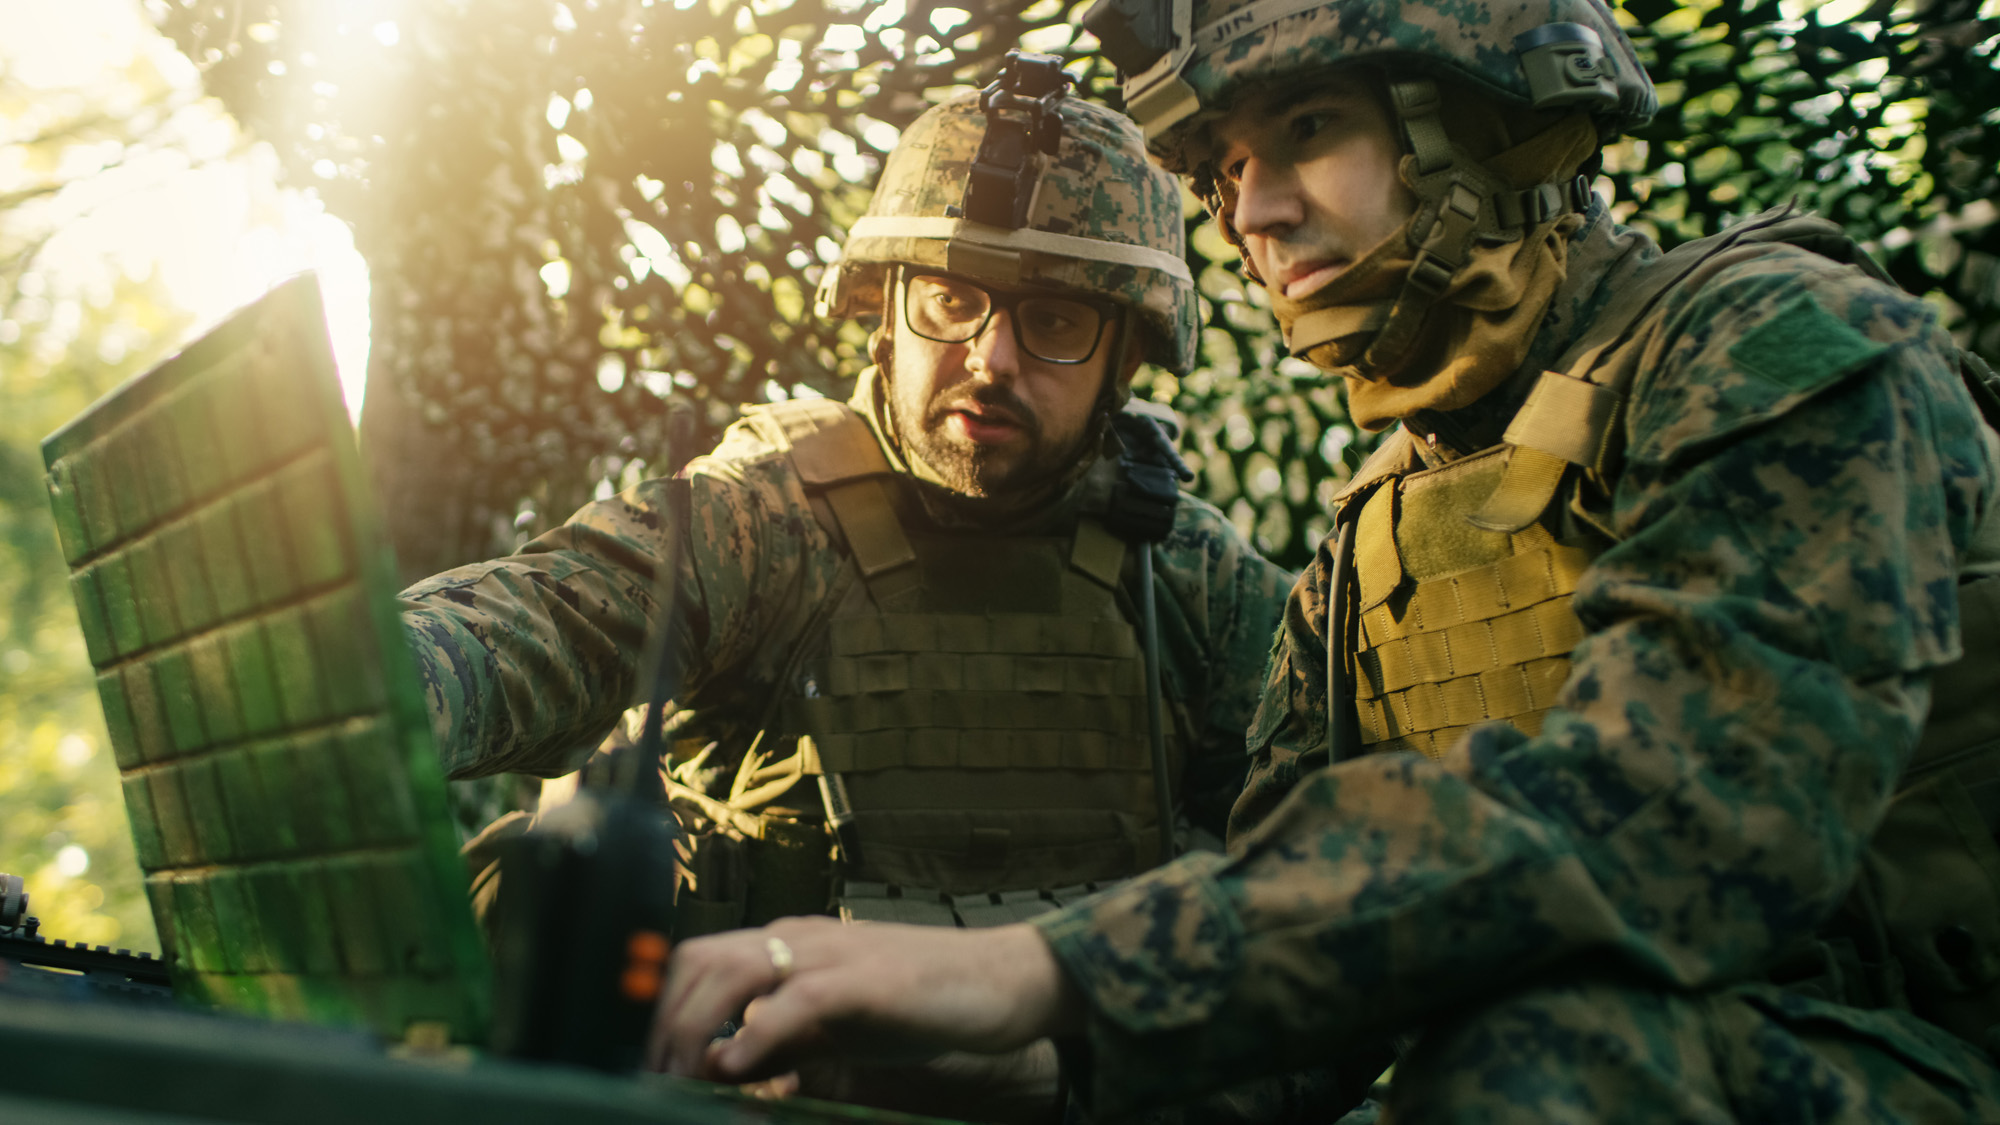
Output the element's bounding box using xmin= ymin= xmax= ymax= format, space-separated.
xmin=401 ymin=435 xmax=839 ymax=779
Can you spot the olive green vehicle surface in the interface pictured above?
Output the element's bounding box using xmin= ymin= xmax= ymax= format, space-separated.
xmin=0 ymin=990 xmax=955 ymax=1125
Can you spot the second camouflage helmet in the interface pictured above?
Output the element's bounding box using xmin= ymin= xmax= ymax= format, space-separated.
xmin=815 ymin=62 xmax=1201 ymax=374
xmin=1084 ymin=0 xmax=1656 ymax=171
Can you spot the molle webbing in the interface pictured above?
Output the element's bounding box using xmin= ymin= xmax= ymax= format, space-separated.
xmin=790 ymin=528 xmax=1164 ymax=894
xmin=791 ymin=613 xmax=1145 ymax=775
xmin=1355 ymin=542 xmax=1591 ymax=759
xmin=837 ymin=880 xmax=1108 ymax=928
xmin=748 ymin=397 xmax=1167 ymax=896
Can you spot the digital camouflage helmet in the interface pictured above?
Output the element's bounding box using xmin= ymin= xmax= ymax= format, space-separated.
xmin=1083 ymin=0 xmax=1658 ymax=403
xmin=1083 ymin=0 xmax=1655 ymax=166
xmin=814 ymin=51 xmax=1201 ymax=374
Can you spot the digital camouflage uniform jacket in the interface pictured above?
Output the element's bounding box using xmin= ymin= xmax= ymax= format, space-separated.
xmin=398 ymin=374 xmax=1292 ymax=851
xmin=1033 ymin=204 xmax=2000 ymax=1116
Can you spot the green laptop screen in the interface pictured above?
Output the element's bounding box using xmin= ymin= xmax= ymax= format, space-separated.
xmin=39 ymin=274 xmax=490 ymax=1042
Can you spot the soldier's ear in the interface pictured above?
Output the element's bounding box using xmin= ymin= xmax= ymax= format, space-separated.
xmin=1114 ymin=314 xmax=1143 ymax=391
xmin=1116 ymin=348 xmax=1143 ymax=391
xmin=868 ymin=325 xmax=891 ymax=369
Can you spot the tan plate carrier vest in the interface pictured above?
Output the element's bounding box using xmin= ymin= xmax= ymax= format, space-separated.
xmin=1339 ymin=446 xmax=1593 ymax=760
xmin=1327 ymin=206 xmax=2000 ymax=1060
xmin=742 ymin=399 xmax=1171 ymax=927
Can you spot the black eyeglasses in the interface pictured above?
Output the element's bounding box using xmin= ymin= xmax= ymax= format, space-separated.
xmin=900 ymin=270 xmax=1115 ymax=365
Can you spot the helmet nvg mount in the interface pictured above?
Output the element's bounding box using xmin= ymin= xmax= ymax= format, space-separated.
xmin=815 ymin=49 xmax=1201 ymax=374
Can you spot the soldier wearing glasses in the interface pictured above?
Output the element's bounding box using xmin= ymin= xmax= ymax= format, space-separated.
xmin=399 ymin=53 xmax=1291 ymax=1055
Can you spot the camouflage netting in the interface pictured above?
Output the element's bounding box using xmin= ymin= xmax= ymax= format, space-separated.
xmin=147 ymin=0 xmax=1998 ymax=581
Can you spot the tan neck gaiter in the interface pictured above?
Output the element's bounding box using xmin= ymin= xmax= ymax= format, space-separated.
xmin=1271 ymin=111 xmax=1600 ymax=431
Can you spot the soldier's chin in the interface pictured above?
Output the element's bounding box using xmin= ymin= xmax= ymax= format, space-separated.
xmin=956 ymin=457 xmax=1024 ymax=498
xmin=934 ymin=446 xmax=1035 ymax=499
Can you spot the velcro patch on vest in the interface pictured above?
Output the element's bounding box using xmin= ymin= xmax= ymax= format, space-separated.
xmin=1069 ymin=520 xmax=1127 ymax=590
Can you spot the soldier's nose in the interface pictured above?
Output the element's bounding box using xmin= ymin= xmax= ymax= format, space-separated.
xmin=1233 ymin=156 xmax=1304 ymax=239
xmin=967 ymin=310 xmax=1020 ymax=382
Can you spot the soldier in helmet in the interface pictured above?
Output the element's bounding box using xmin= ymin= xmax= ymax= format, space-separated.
xmin=651 ymin=3 xmax=2000 ymax=1121
xmin=401 ymin=55 xmax=1304 ymax=1115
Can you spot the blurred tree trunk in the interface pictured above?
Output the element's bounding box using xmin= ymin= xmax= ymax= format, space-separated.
xmin=357 ymin=368 xmax=486 ymax=585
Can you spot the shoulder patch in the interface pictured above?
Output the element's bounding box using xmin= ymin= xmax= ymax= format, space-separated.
xmin=1727 ymin=290 xmax=1887 ymax=392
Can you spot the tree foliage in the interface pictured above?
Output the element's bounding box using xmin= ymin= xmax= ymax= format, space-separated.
xmin=0 ymin=274 xmax=174 ymax=951
xmin=147 ymin=0 xmax=1999 ymax=582
xmin=1608 ymin=0 xmax=1999 ymax=327
xmin=0 ymin=63 xmax=191 ymax=948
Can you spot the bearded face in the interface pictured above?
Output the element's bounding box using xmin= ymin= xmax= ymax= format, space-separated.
xmin=880 ymin=270 xmax=1129 ymax=498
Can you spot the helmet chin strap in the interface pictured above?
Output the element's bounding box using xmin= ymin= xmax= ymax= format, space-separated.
xmin=1264 ymin=79 xmax=1597 ymax=380
xmin=1195 ymin=74 xmax=1595 ymax=381
xmin=1088 ymin=311 xmax=1142 ymax=450
xmin=1348 ymin=77 xmax=1594 ymax=376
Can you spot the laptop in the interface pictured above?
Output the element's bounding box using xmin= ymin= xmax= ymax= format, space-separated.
xmin=39 ymin=274 xmax=490 ymax=1042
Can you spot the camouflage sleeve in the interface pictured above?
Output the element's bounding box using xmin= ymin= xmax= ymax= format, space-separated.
xmin=1148 ymin=496 xmax=1294 ymax=841
xmin=399 ymin=421 xmax=839 ymax=779
xmin=1033 ymin=252 xmax=2000 ymax=1114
